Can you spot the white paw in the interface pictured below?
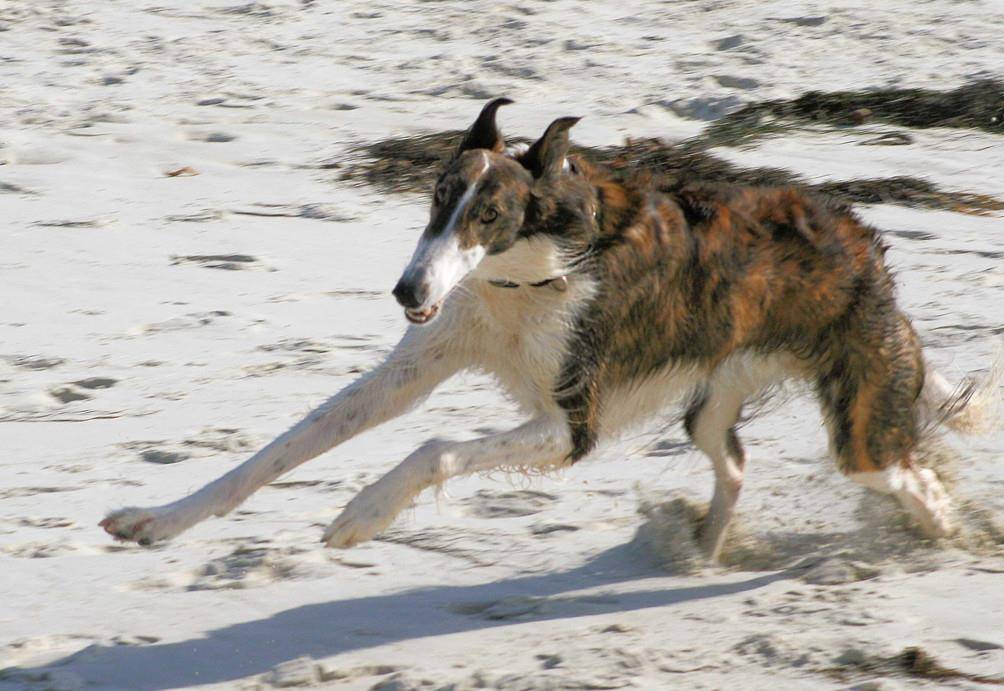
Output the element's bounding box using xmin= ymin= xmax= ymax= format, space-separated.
xmin=99 ymin=507 xmax=177 ymax=545
xmin=322 ymin=485 xmax=405 ymax=549
xmin=917 ymin=470 xmax=957 ymax=538
xmin=904 ymin=468 xmax=957 ymax=539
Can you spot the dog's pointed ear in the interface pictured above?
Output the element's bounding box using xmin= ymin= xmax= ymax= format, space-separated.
xmin=454 ymin=97 xmax=513 ymax=156
xmin=519 ymin=116 xmax=581 ymax=180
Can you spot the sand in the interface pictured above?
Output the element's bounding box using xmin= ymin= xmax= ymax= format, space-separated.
xmin=1 ymin=1 xmax=1002 ymax=689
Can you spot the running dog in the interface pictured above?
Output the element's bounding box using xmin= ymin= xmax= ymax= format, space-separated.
xmin=102 ymin=98 xmax=991 ymax=561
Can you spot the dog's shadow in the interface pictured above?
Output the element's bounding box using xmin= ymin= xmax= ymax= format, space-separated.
xmin=8 ymin=543 xmax=797 ymax=690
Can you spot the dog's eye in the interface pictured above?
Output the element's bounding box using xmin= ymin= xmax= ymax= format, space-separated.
xmin=481 ymin=207 xmax=499 ymax=224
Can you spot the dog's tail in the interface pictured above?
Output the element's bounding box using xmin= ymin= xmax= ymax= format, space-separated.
xmin=920 ymin=346 xmax=1003 ymax=436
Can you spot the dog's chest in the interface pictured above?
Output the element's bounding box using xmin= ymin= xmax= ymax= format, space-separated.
xmin=463 ymin=281 xmax=589 ymax=413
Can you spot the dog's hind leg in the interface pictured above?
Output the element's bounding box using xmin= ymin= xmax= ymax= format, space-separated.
xmin=323 ymin=416 xmax=571 ymax=548
xmin=818 ymin=318 xmax=956 ymax=539
xmin=684 ymin=385 xmax=746 ymax=562
xmin=101 ymin=326 xmax=462 ymax=545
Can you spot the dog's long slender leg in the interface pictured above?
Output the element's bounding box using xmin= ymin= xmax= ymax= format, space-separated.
xmin=101 ymin=325 xmax=463 ymax=544
xmin=323 ymin=416 xmax=571 ymax=548
xmin=684 ymin=385 xmax=746 ymax=562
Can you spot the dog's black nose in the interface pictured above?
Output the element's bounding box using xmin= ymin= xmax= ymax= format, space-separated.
xmin=392 ymin=279 xmax=422 ymax=309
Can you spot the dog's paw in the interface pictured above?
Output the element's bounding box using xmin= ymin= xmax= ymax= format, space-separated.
xmin=99 ymin=507 xmax=174 ymax=546
xmin=902 ymin=468 xmax=958 ymax=539
xmin=322 ymin=488 xmax=402 ymax=549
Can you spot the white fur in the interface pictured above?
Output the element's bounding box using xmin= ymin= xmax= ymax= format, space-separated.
xmin=691 ymin=395 xmax=745 ymax=560
xmin=473 ymin=235 xmax=572 ymax=285
xmin=399 ymin=153 xmax=489 ymax=311
xmin=601 ymin=364 xmax=704 ymax=435
xmin=602 ymin=352 xmax=802 ymax=438
xmin=323 ymin=417 xmax=570 ymax=547
xmin=405 ymin=231 xmax=486 ymax=311
xmin=849 ymin=465 xmax=956 ymax=538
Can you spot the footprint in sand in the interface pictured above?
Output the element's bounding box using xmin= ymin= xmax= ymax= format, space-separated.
xmin=130 ymin=542 xmax=329 ymax=591
xmin=187 ymin=544 xmax=313 ymax=590
xmin=17 ymin=516 xmax=75 ymax=529
xmin=732 ymin=632 xmax=825 ymax=670
xmin=123 ymin=427 xmax=259 ymax=464
xmin=138 ymin=310 xmax=231 ymax=334
xmin=33 ymin=217 xmax=115 ymax=228
xmin=179 ymin=426 xmax=258 ymax=454
xmin=248 ymin=336 xmax=378 ymax=377
xmin=170 ymin=254 xmax=272 ymax=271
xmin=47 ymin=377 xmax=117 ymax=404
xmin=139 ymin=449 xmax=191 ymax=465
xmin=48 ymin=385 xmax=92 ymax=404
xmin=258 ymin=338 xmax=335 ymax=354
xmin=2 ymin=541 xmax=79 ymax=559
xmin=0 ymin=181 xmax=39 ymax=195
xmin=3 ymin=354 xmax=65 ymax=370
xmin=266 ymin=479 xmax=343 ymax=492
xmin=375 ymin=526 xmax=511 ymax=567
xmin=644 ymin=439 xmax=689 ymax=458
xmin=73 ymin=377 xmax=117 ymax=390
xmin=529 ymin=522 xmax=580 ymax=537
xmin=461 ymin=489 xmax=560 ymax=519
xmin=186 ymin=130 xmax=238 ymax=143
xmin=450 ymin=595 xmax=551 ymax=621
xmin=230 ymin=202 xmax=360 ymax=223
xmin=266 ymin=659 xmax=405 ymax=687
xmin=0 ymin=486 xmax=81 ymax=500
xmin=164 ymin=209 xmax=227 ymax=223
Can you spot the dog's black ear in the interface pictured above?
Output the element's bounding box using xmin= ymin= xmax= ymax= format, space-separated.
xmin=519 ymin=116 xmax=581 ymax=180
xmin=455 ymin=97 xmax=513 ymax=156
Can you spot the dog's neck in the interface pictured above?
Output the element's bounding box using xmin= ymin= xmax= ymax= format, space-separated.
xmin=473 ymin=234 xmax=571 ymax=285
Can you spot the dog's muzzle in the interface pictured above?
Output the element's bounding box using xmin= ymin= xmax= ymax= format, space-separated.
xmin=392 ymin=276 xmax=441 ymax=325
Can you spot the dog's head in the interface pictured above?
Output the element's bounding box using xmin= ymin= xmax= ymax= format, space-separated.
xmin=392 ymin=98 xmax=581 ymax=325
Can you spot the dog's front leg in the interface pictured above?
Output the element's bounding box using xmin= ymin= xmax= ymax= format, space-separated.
xmin=101 ymin=326 xmax=462 ymax=545
xmin=323 ymin=416 xmax=571 ymax=548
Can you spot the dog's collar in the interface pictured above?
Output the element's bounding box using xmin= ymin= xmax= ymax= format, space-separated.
xmin=487 ymin=276 xmax=569 ymax=292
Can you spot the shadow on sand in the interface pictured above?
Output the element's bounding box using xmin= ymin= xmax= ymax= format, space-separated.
xmin=7 ymin=543 xmax=801 ymax=689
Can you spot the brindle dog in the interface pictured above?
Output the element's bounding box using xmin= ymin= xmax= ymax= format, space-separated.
xmin=103 ymin=99 xmax=984 ymax=562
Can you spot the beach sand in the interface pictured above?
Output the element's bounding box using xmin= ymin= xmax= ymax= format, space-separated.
xmin=1 ymin=1 xmax=1002 ymax=689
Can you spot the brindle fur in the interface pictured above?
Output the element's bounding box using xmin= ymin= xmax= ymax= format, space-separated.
xmin=538 ymin=170 xmax=925 ymax=478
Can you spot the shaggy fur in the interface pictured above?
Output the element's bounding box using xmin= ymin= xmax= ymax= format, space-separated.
xmin=102 ymin=99 xmax=992 ymax=562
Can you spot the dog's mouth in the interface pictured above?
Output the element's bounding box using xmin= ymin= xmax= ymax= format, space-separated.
xmin=404 ymin=302 xmax=441 ymax=325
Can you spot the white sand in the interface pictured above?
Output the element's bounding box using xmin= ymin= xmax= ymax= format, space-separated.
xmin=1 ymin=1 xmax=1002 ymax=689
